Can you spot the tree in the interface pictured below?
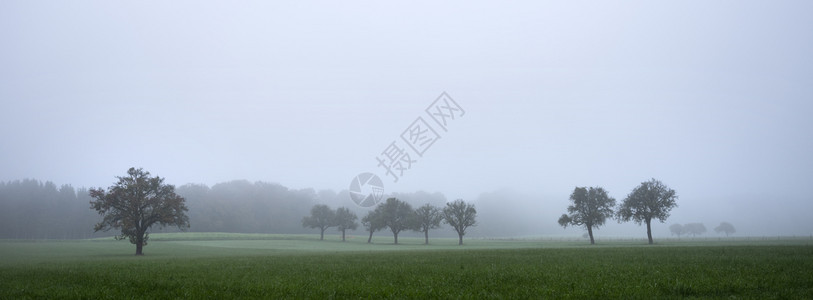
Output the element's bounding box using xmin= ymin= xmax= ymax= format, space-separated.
xmin=378 ymin=198 xmax=414 ymax=244
xmin=669 ymin=223 xmax=685 ymax=239
xmin=616 ymin=178 xmax=678 ymax=244
xmin=334 ymin=207 xmax=358 ymax=242
xmin=302 ymin=204 xmax=336 ymax=240
xmin=684 ymin=222 xmax=707 ymax=237
xmin=361 ymin=207 xmax=385 ymax=243
xmin=89 ymin=168 xmax=189 ymax=255
xmin=714 ymin=222 xmax=736 ymax=237
xmin=557 ymin=186 xmax=616 ymax=245
xmin=413 ymin=203 xmax=443 ymax=244
xmin=443 ymin=199 xmax=477 ymax=245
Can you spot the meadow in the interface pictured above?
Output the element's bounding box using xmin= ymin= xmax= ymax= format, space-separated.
xmin=1 ymin=233 xmax=812 ymax=299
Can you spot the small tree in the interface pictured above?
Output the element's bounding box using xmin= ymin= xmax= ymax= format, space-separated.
xmin=334 ymin=207 xmax=358 ymax=242
xmin=302 ymin=204 xmax=336 ymax=240
xmin=379 ymin=198 xmax=414 ymax=244
xmin=89 ymin=168 xmax=189 ymax=255
xmin=617 ymin=178 xmax=678 ymax=244
xmin=361 ymin=207 xmax=385 ymax=243
xmin=443 ymin=199 xmax=477 ymax=245
xmin=684 ymin=223 xmax=707 ymax=237
xmin=557 ymin=186 xmax=616 ymax=245
xmin=413 ymin=203 xmax=443 ymax=244
xmin=714 ymin=222 xmax=736 ymax=237
xmin=669 ymin=223 xmax=685 ymax=239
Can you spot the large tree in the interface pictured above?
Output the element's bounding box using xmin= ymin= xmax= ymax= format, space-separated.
xmin=89 ymin=168 xmax=189 ymax=255
xmin=378 ymin=198 xmax=414 ymax=244
xmin=617 ymin=178 xmax=678 ymax=244
xmin=334 ymin=207 xmax=358 ymax=242
xmin=413 ymin=203 xmax=443 ymax=244
xmin=714 ymin=222 xmax=736 ymax=237
xmin=361 ymin=206 xmax=385 ymax=243
xmin=302 ymin=204 xmax=336 ymax=240
xmin=443 ymin=199 xmax=477 ymax=245
xmin=557 ymin=186 xmax=616 ymax=245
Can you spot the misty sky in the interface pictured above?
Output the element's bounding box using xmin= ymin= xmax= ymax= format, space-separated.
xmin=2 ymin=1 xmax=812 ymax=236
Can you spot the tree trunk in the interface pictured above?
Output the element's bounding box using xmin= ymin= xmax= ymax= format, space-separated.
xmin=458 ymin=234 xmax=463 ymax=245
xmin=394 ymin=232 xmax=399 ymax=244
xmin=587 ymin=225 xmax=595 ymax=245
xmin=367 ymin=229 xmax=374 ymax=243
xmin=135 ymin=232 xmax=145 ymax=256
xmin=424 ymin=230 xmax=429 ymax=245
xmin=320 ymin=228 xmax=325 ymax=240
xmin=646 ymin=218 xmax=653 ymax=244
xmin=341 ymin=229 xmax=346 ymax=242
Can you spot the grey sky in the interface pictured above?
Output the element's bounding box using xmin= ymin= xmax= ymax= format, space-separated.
xmin=2 ymin=1 xmax=812 ymax=235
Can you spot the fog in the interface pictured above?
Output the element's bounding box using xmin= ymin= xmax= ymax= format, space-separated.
xmin=1 ymin=1 xmax=812 ymax=238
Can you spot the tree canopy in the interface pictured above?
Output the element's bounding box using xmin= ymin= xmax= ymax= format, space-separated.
xmin=616 ymin=178 xmax=678 ymax=244
xmin=334 ymin=207 xmax=358 ymax=242
xmin=714 ymin=222 xmax=736 ymax=237
xmin=302 ymin=204 xmax=336 ymax=240
xmin=443 ymin=199 xmax=477 ymax=245
xmin=89 ymin=168 xmax=189 ymax=255
xmin=378 ymin=198 xmax=414 ymax=244
xmin=684 ymin=222 xmax=707 ymax=237
xmin=413 ymin=203 xmax=443 ymax=244
xmin=361 ymin=207 xmax=386 ymax=244
xmin=669 ymin=223 xmax=685 ymax=239
xmin=558 ymin=186 xmax=616 ymax=244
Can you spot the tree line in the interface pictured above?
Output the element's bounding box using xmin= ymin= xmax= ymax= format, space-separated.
xmin=670 ymin=222 xmax=736 ymax=239
xmin=0 ymin=178 xmax=322 ymax=239
xmin=0 ymin=175 xmax=456 ymax=241
xmin=303 ymin=198 xmax=477 ymax=245
xmin=85 ymin=167 xmax=477 ymax=255
xmin=0 ymin=179 xmax=98 ymax=239
xmin=558 ymin=178 xmax=680 ymax=245
xmin=558 ymin=178 xmax=738 ymax=244
xmin=3 ymin=169 xmax=741 ymax=253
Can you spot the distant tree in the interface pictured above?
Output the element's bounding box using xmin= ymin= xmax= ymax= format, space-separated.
xmin=0 ymin=179 xmax=99 ymax=239
xmin=684 ymin=223 xmax=707 ymax=237
xmin=334 ymin=207 xmax=358 ymax=242
xmin=413 ymin=203 xmax=443 ymax=244
xmin=616 ymin=178 xmax=678 ymax=244
xmin=361 ymin=207 xmax=385 ymax=243
xmin=669 ymin=223 xmax=685 ymax=239
xmin=443 ymin=199 xmax=477 ymax=245
xmin=714 ymin=222 xmax=736 ymax=237
xmin=89 ymin=168 xmax=190 ymax=255
xmin=178 ymin=181 xmax=317 ymax=234
xmin=557 ymin=186 xmax=616 ymax=245
xmin=302 ymin=204 xmax=336 ymax=240
xmin=378 ymin=198 xmax=414 ymax=244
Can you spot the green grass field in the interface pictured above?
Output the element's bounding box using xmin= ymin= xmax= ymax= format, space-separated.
xmin=2 ymin=233 xmax=812 ymax=299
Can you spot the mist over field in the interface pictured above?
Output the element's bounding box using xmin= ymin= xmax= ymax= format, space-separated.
xmin=2 ymin=1 xmax=812 ymax=239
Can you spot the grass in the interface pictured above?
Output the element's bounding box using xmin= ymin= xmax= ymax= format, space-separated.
xmin=1 ymin=233 xmax=812 ymax=299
